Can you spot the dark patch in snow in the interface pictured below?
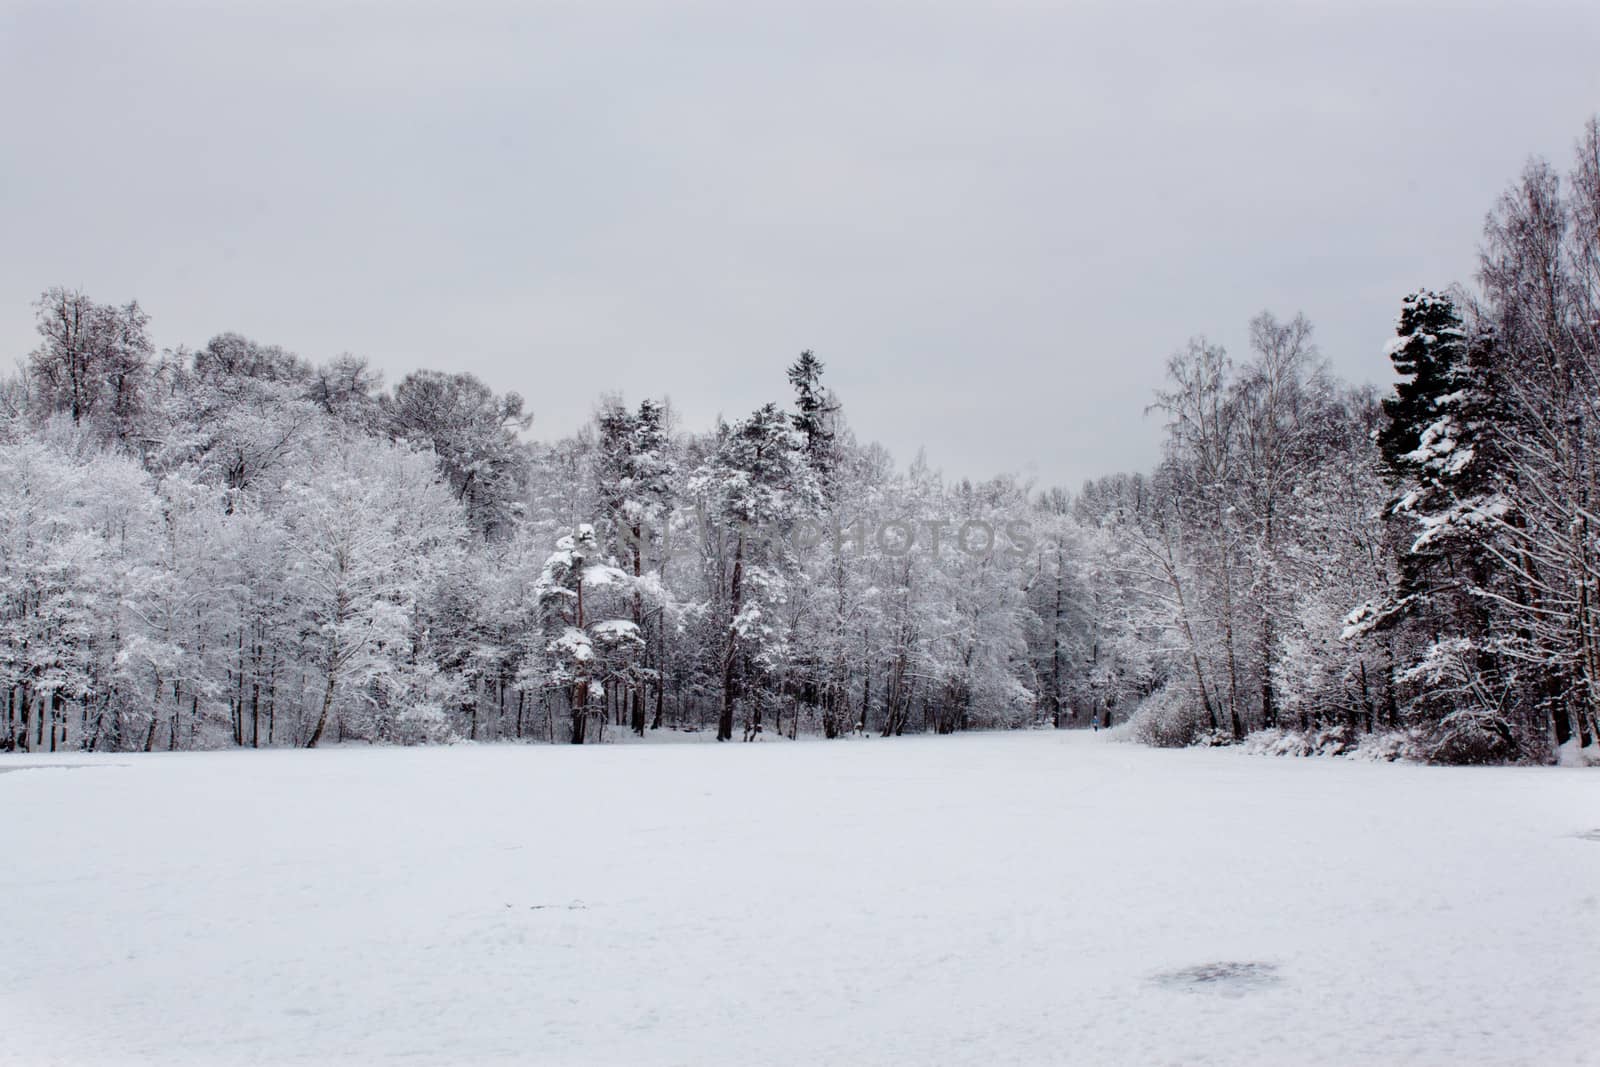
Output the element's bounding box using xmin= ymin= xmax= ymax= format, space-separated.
xmin=1572 ymin=829 xmax=1600 ymax=842
xmin=1151 ymin=961 xmax=1282 ymax=996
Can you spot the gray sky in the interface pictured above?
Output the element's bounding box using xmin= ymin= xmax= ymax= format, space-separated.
xmin=3 ymin=1 xmax=1597 ymax=489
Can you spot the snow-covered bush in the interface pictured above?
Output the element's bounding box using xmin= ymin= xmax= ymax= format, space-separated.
xmin=1349 ymin=730 xmax=1424 ymax=762
xmin=1422 ymin=707 xmax=1519 ymax=765
xmin=1243 ymin=726 xmax=1355 ymax=757
xmin=1242 ymin=726 xmax=1423 ymax=761
xmin=1128 ymin=684 xmax=1208 ymax=748
xmin=391 ymin=702 xmax=456 ymax=746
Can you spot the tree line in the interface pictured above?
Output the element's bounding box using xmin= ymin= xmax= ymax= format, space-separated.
xmin=3 ymin=117 xmax=1598 ymax=763
xmin=1099 ymin=117 xmax=1600 ymax=764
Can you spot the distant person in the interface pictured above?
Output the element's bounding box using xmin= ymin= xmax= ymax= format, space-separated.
xmin=1091 ymin=714 xmax=1100 ymax=732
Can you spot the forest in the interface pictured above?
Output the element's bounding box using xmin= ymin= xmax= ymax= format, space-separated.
xmin=3 ymin=117 xmax=1599 ymax=765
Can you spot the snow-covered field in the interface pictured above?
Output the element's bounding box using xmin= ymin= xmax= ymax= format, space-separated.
xmin=3 ymin=733 xmax=1597 ymax=1066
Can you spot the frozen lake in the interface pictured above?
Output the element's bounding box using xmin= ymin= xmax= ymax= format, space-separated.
xmin=2 ymin=732 xmax=1596 ymax=1065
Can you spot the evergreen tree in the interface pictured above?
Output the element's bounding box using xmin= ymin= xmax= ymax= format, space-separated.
xmin=1352 ymin=291 xmax=1520 ymax=759
xmin=1355 ymin=292 xmax=1502 ymax=623
xmin=786 ymin=350 xmax=838 ymax=482
xmin=592 ymin=397 xmax=674 ymax=734
xmin=1377 ymin=292 xmax=1468 ymax=481
xmin=694 ymin=402 xmax=821 ymax=740
xmin=534 ymin=524 xmax=639 ymax=743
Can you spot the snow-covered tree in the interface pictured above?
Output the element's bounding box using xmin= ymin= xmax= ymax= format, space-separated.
xmin=386 ymin=370 xmax=532 ymax=540
xmin=281 ymin=437 xmax=466 ymax=747
xmin=533 ymin=523 xmax=640 ymax=743
xmin=692 ymin=403 xmax=821 ymax=740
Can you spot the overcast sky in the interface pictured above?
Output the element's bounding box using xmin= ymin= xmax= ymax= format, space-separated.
xmin=2 ymin=1 xmax=1597 ymax=488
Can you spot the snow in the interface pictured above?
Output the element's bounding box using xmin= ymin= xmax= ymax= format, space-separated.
xmin=588 ymin=619 xmax=640 ymax=641
xmin=1557 ymin=736 xmax=1600 ymax=768
xmin=2 ymin=732 xmax=1597 ymax=1065
xmin=551 ymin=626 xmax=594 ymax=661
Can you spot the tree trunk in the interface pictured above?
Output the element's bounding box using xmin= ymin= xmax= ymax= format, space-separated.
xmin=571 ymin=684 xmax=588 ymax=744
xmin=859 ymin=659 xmax=871 ymax=734
xmin=1259 ymin=614 xmax=1277 ymax=729
xmin=718 ymin=533 xmax=744 ymax=742
xmin=18 ymin=691 xmax=32 ymax=753
xmin=143 ymin=675 xmax=160 ymax=752
xmin=306 ymin=668 xmax=337 ymax=749
xmin=743 ymin=689 xmax=763 ymax=741
xmin=1051 ymin=548 xmax=1064 ymax=728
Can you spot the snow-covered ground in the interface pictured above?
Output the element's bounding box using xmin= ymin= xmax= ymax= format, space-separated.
xmin=3 ymin=732 xmax=1597 ymax=1066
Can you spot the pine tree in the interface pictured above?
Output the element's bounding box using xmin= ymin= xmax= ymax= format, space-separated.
xmin=1351 ymin=293 xmax=1492 ymax=627
xmin=1353 ymin=291 xmax=1519 ymax=759
xmin=786 ymin=350 xmax=838 ymax=483
xmin=694 ymin=403 xmax=820 ymax=740
xmin=1377 ymin=292 xmax=1467 ymax=481
xmin=1375 ymin=292 xmax=1507 ymax=594
xmin=534 ymin=524 xmax=639 ymax=743
xmin=592 ymin=397 xmax=674 ymax=734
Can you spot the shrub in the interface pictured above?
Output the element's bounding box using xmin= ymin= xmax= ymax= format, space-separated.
xmin=1423 ymin=708 xmax=1518 ymax=765
xmin=1128 ymin=685 xmax=1208 ymax=748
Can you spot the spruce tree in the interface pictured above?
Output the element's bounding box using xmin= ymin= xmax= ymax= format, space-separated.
xmin=786 ymin=350 xmax=838 ymax=481
xmin=1378 ymin=292 xmax=1506 ymax=566
xmin=700 ymin=402 xmax=821 ymax=740
xmin=1377 ymin=291 xmax=1467 ymax=483
xmin=1364 ymin=291 xmax=1518 ymax=759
